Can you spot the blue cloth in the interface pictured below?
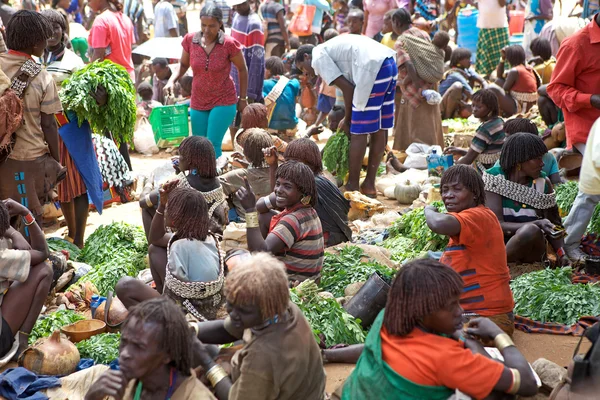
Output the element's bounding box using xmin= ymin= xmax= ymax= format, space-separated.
xmin=59 ymin=112 xmax=104 ymax=213
xmin=0 ymin=368 xmax=60 ymax=400
xmin=230 ymin=13 xmax=265 ymax=102
xmin=439 ymin=69 xmax=477 ymax=96
xmin=66 ymin=0 xmax=82 ymax=24
xmin=263 ymin=77 xmax=300 ymax=130
xmin=316 ymin=93 xmax=336 ymax=114
xmin=542 ymin=151 xmax=559 ymax=177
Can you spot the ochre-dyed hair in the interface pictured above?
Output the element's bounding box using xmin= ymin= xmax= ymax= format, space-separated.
xmin=284 ymin=138 xmax=323 ymax=174
xmin=0 ymin=202 xmax=9 ymax=236
xmin=383 ymin=259 xmax=463 ymax=336
xmin=122 ymin=297 xmax=192 ymax=374
xmin=505 ymin=45 xmax=526 ymax=66
xmin=178 ymin=136 xmax=217 ymax=178
xmin=441 ymin=165 xmax=486 ymax=206
xmin=243 ymin=129 xmax=273 ymax=167
xmin=167 ymin=188 xmax=209 ymax=241
xmin=450 ymin=47 xmax=471 ymax=68
xmin=6 ymin=10 xmax=53 ymax=52
xmin=225 ymin=252 xmax=290 ymax=320
xmin=276 ymin=160 xmax=317 ymax=207
xmin=499 ymin=132 xmax=547 ymax=174
xmin=241 ymin=103 xmax=269 ymax=130
xmin=472 ymin=89 xmax=499 ymax=118
xmin=265 ymin=56 xmax=285 ymax=76
xmin=503 ymin=117 xmax=538 ymax=136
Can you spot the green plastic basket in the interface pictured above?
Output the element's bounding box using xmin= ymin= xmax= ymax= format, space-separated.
xmin=149 ymin=104 xmax=190 ymax=148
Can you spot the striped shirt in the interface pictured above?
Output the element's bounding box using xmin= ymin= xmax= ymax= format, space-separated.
xmin=269 ymin=205 xmax=324 ymax=275
xmin=260 ymin=0 xmax=285 ymax=44
xmin=470 ymin=117 xmax=505 ymax=155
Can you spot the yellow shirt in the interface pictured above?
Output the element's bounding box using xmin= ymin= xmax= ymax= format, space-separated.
xmin=580 ymin=118 xmax=600 ymax=196
xmin=533 ymin=58 xmax=556 ymax=85
xmin=380 ymin=32 xmax=397 ymax=50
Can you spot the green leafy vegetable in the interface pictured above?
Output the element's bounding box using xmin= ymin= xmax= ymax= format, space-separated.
xmin=76 ymin=333 xmax=121 ymax=364
xmin=29 ymin=310 xmax=85 ymax=344
xmin=290 ymin=280 xmax=366 ymax=346
xmin=322 ymin=131 xmax=350 ymax=178
xmin=511 ymin=268 xmax=600 ymax=325
xmin=555 ymin=180 xmax=579 ymax=217
xmin=47 ymin=237 xmax=81 ymax=261
xmin=60 ymin=60 xmax=137 ymax=145
xmin=320 ymin=246 xmax=396 ymax=297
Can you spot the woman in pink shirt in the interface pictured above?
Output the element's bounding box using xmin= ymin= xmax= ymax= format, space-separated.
xmin=363 ymin=0 xmax=397 ymax=38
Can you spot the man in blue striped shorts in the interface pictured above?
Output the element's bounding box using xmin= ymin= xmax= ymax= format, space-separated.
xmin=296 ymin=35 xmax=397 ymax=197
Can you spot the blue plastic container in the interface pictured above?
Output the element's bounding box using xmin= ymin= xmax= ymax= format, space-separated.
xmin=90 ymin=294 xmax=106 ymax=319
xmin=457 ymin=7 xmax=480 ymax=64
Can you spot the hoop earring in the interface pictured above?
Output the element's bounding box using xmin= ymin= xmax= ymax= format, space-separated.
xmin=301 ymin=195 xmax=311 ymax=206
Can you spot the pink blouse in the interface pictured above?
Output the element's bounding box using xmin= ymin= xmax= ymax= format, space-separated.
xmin=364 ymin=0 xmax=397 ymax=38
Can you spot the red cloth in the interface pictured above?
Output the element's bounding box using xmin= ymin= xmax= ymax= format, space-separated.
xmin=547 ymin=19 xmax=600 ymax=149
xmin=182 ymin=31 xmax=243 ymax=111
xmin=88 ymin=10 xmax=135 ymax=74
xmin=511 ymin=64 xmax=537 ymax=93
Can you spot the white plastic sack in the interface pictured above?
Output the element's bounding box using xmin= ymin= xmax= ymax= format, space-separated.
xmin=133 ymin=117 xmax=159 ymax=155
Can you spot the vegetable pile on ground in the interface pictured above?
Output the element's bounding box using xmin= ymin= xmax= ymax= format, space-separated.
xmin=380 ymin=202 xmax=449 ymax=263
xmin=511 ymin=268 xmax=600 ymax=325
xmin=554 ymin=180 xmax=600 ymax=232
xmin=290 ymin=280 xmax=366 ymax=347
xmin=320 ymin=246 xmax=396 ymax=297
xmin=59 ymin=60 xmax=137 ymax=145
xmin=75 ymin=222 xmax=148 ymax=296
xmin=76 ymin=333 xmax=121 ymax=364
xmin=29 ymin=310 xmax=85 ymax=345
xmin=47 ymin=237 xmax=81 ymax=261
xmin=322 ymin=131 xmax=350 ymax=178
xmin=444 ymin=118 xmax=476 ymax=134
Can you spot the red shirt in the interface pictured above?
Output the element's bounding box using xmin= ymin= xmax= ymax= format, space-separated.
xmin=182 ymin=31 xmax=242 ymax=111
xmin=547 ymin=18 xmax=600 ymax=148
xmin=89 ymin=10 xmax=135 ymax=75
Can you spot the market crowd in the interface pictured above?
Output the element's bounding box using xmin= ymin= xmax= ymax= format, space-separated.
xmin=0 ymin=0 xmax=599 ymax=396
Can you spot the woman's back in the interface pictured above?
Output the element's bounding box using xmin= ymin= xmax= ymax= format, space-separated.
xmin=167 ymin=237 xmax=220 ymax=282
xmin=511 ymin=64 xmax=538 ymax=93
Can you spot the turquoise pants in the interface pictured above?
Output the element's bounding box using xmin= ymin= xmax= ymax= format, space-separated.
xmin=190 ymin=104 xmax=237 ymax=158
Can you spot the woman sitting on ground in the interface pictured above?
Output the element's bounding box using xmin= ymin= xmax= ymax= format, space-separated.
xmin=236 ymin=160 xmax=325 ymax=282
xmin=119 ymin=183 xmax=224 ymax=321
xmin=490 ymin=45 xmax=541 ymax=117
xmin=85 ymin=297 xmax=216 ymax=400
xmin=0 ymin=199 xmax=53 ymax=357
xmin=140 ymin=136 xmax=228 ymax=236
xmin=262 ymin=138 xmax=352 ymax=247
xmin=424 ymin=165 xmax=515 ymax=335
xmin=219 ymin=129 xmax=274 ymax=221
xmin=528 ymin=37 xmax=555 ymax=85
xmin=192 ymin=252 xmax=326 ymax=400
xmin=444 ymin=89 xmax=505 ymax=172
xmin=484 ymin=133 xmax=570 ymax=266
xmin=340 ymin=259 xmax=538 ymax=399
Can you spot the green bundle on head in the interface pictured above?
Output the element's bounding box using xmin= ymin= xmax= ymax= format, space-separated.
xmin=322 ymin=130 xmax=350 ymax=178
xmin=60 ymin=60 xmax=137 ymax=145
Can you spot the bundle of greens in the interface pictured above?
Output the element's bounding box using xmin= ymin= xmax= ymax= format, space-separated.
xmin=555 ymin=180 xmax=579 ymax=217
xmin=29 ymin=310 xmax=85 ymax=344
xmin=511 ymin=268 xmax=600 ymax=325
xmin=79 ymin=260 xmax=140 ymax=296
xmin=59 ymin=60 xmax=137 ymax=145
xmin=290 ymin=280 xmax=366 ymax=346
xmin=320 ymin=246 xmax=396 ymax=297
xmin=76 ymin=333 xmax=121 ymax=364
xmin=322 ymin=131 xmax=350 ymax=178
xmin=47 ymin=237 xmax=81 ymax=261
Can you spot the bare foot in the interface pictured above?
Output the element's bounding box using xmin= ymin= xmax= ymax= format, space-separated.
xmin=359 ymin=182 xmax=377 ymax=198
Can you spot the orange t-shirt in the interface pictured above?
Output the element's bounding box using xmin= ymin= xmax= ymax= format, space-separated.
xmin=439 ymin=206 xmax=514 ymax=316
xmin=381 ymin=327 xmax=505 ymax=400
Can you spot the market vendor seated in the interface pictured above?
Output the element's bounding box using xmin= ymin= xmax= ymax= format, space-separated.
xmin=341 ymin=259 xmax=538 ymax=400
xmin=484 ymin=133 xmax=570 ymax=266
xmin=236 ymin=160 xmax=324 ymax=282
xmin=263 ymin=138 xmax=352 ymax=247
xmin=424 ymin=165 xmax=515 ymax=335
xmin=85 ymin=297 xmax=216 ymax=400
xmin=140 ymin=136 xmax=228 ymax=236
xmin=118 ymin=183 xmax=224 ymax=320
xmin=0 ymin=199 xmax=53 ymax=357
xmin=444 ymin=89 xmax=505 ymax=172
xmin=192 ymin=252 xmax=326 ymax=400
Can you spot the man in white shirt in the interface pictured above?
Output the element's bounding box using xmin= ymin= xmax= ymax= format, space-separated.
xmin=564 ymin=117 xmax=600 ymax=261
xmin=295 ymin=35 xmax=396 ymax=197
xmin=153 ymin=0 xmax=179 ymax=37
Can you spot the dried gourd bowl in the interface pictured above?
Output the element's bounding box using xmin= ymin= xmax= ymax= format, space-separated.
xmin=61 ymin=319 xmax=106 ymax=343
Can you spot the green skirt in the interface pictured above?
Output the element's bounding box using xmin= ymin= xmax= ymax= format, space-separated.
xmin=476 ymin=28 xmax=510 ymax=77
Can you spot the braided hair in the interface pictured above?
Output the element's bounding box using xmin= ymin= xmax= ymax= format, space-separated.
xmin=284 ymin=138 xmax=323 ymax=174
xmin=178 ymin=136 xmax=217 ymax=178
xmin=276 ymin=160 xmax=317 ymax=207
xmin=441 ymin=165 xmax=486 ymax=206
xmin=499 ymin=132 xmax=547 ymax=174
xmin=383 ymin=259 xmax=463 ymax=336
xmin=472 ymin=89 xmax=499 ymax=119
xmin=505 ymin=45 xmax=526 ymax=66
xmin=41 ymin=9 xmax=68 ymax=44
xmin=166 ymin=188 xmax=209 ymax=241
xmin=6 ymin=10 xmax=53 ymax=52
xmin=450 ymin=48 xmax=471 ymax=68
xmin=241 ymin=103 xmax=269 ymax=130
xmin=0 ymin=202 xmax=9 ymax=236
xmin=243 ymin=129 xmax=273 ymax=167
xmin=122 ymin=297 xmax=192 ymax=374
xmin=225 ymin=252 xmax=289 ymax=320
xmin=503 ymin=117 xmax=538 ymax=136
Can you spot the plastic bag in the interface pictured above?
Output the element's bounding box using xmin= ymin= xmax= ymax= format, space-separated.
xmin=289 ymin=4 xmax=316 ymax=36
xmin=133 ymin=117 xmax=159 ymax=155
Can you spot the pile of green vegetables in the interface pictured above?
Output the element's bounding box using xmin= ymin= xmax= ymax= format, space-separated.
xmin=29 ymin=310 xmax=85 ymax=344
xmin=554 ymin=181 xmax=600 ymax=233
xmin=76 ymin=222 xmax=148 ymax=295
xmin=380 ymin=202 xmax=449 ymax=263
xmin=47 ymin=237 xmax=81 ymax=261
xmin=290 ymin=280 xmax=366 ymax=346
xmin=511 ymin=268 xmax=600 ymax=325
xmin=320 ymin=246 xmax=396 ymax=297
xmin=322 ymin=131 xmax=350 ymax=178
xmin=59 ymin=60 xmax=137 ymax=145
xmin=76 ymin=333 xmax=121 ymax=364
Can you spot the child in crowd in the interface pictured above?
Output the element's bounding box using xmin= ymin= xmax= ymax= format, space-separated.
xmin=333 ymin=0 xmax=349 ymax=31
xmin=282 ymin=35 xmax=300 ymax=76
xmin=379 ymin=9 xmax=398 ymax=48
xmin=137 ymin=82 xmax=161 ymax=118
xmin=308 ymin=28 xmax=339 ymax=134
xmin=346 ymin=8 xmax=364 ymax=35
xmin=263 ymin=56 xmax=301 ymax=134
xmin=444 ymin=89 xmax=505 ymax=172
xmin=175 ymin=75 xmax=192 ymax=106
xmin=528 ymin=37 xmax=555 ymax=85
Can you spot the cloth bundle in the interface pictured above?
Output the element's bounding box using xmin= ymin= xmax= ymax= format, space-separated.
xmin=399 ymin=34 xmax=445 ymax=84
